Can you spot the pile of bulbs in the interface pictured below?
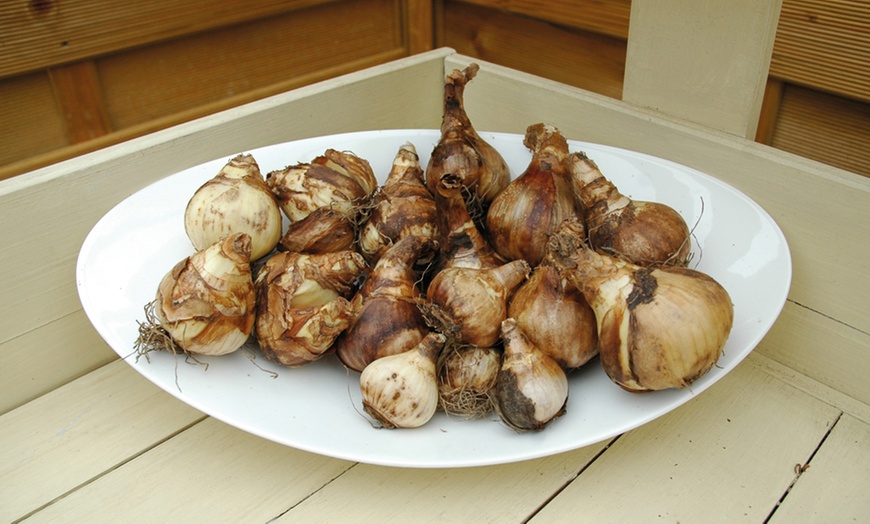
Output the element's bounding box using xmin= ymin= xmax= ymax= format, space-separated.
xmin=136 ymin=63 xmax=734 ymax=432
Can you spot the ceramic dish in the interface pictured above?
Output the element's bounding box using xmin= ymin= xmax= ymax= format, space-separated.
xmin=76 ymin=129 xmax=791 ymax=468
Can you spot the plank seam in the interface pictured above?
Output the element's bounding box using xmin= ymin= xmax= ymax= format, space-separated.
xmin=268 ymin=462 xmax=361 ymax=521
xmin=12 ymin=415 xmax=209 ymax=523
xmin=521 ymin=434 xmax=624 ymax=523
xmin=762 ymin=411 xmax=843 ymax=523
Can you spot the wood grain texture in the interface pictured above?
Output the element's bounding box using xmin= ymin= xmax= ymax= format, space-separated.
xmin=21 ymin=416 xmax=354 ymax=523
xmin=756 ymin=78 xmax=785 ymax=144
xmin=449 ymin=0 xmax=632 ymax=39
xmin=406 ymin=0 xmax=436 ymax=54
xmin=531 ymin=359 xmax=841 ymax=522
xmin=770 ymin=83 xmax=870 ymax=177
xmin=0 ymin=0 xmax=340 ymax=78
xmin=758 ymin=301 xmax=870 ymax=406
xmin=0 ymin=310 xmax=116 ymax=415
xmin=48 ymin=61 xmax=112 ymax=143
xmin=440 ymin=2 xmax=626 ymax=99
xmin=0 ymin=360 xmax=205 ymax=522
xmin=768 ymin=414 xmax=870 ymax=522
xmin=770 ymin=0 xmax=870 ymax=103
xmin=97 ymin=0 xmax=401 ymax=130
xmin=0 ymin=71 xmax=68 ymax=166
xmin=279 ymin=442 xmax=610 ymax=522
xmin=623 ymin=0 xmax=783 ymax=138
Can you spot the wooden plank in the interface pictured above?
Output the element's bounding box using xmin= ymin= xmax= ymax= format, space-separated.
xmin=47 ymin=61 xmax=112 ymax=143
xmin=449 ymin=0 xmax=632 ymax=39
xmin=623 ymin=0 xmax=783 ymax=139
xmin=97 ymin=0 xmax=402 ymax=130
xmin=0 ymin=0 xmax=342 ymax=78
xmin=0 ymin=71 xmax=68 ymax=168
xmin=531 ymin=358 xmax=842 ymax=522
xmin=0 ymin=50 xmax=408 ymax=182
xmin=758 ymin=301 xmax=870 ymax=407
xmin=440 ymin=2 xmax=626 ymax=99
xmin=406 ymin=0 xmax=436 ymax=54
xmin=755 ymin=77 xmax=785 ymax=145
xmin=0 ymin=360 xmax=205 ymax=523
xmin=748 ymin=351 xmax=870 ymax=427
xmin=768 ymin=414 xmax=870 ymax=522
xmin=278 ymin=442 xmax=610 ymax=522
xmin=770 ymin=83 xmax=870 ymax=178
xmin=24 ymin=417 xmax=355 ymax=523
xmin=0 ymin=310 xmax=116 ymax=415
xmin=0 ymin=49 xmax=450 ymax=400
xmin=770 ymin=0 xmax=870 ymax=103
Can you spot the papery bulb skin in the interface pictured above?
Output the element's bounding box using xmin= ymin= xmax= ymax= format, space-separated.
xmin=486 ymin=123 xmax=582 ymax=266
xmin=567 ymin=152 xmax=691 ymax=267
xmin=313 ymin=148 xmax=379 ymax=197
xmin=437 ymin=344 xmax=501 ymax=418
xmin=184 ymin=154 xmax=282 ymax=261
xmin=426 ymin=259 xmax=530 ymax=348
xmin=358 ymin=142 xmax=439 ymax=265
xmin=548 ymin=218 xmax=734 ymax=392
xmin=253 ymin=250 xmax=366 ymax=367
xmin=279 ymin=208 xmax=355 ymax=254
xmin=155 ymin=233 xmax=256 ymax=356
xmin=508 ymin=263 xmax=598 ymax=370
xmin=266 ymin=149 xmax=376 ymax=254
xmin=360 ymin=331 xmax=446 ymax=429
xmin=425 ymin=63 xmax=510 ymax=215
xmin=335 ymin=234 xmax=436 ymax=372
xmin=433 ymin=173 xmax=505 ymax=272
xmin=491 ymin=319 xmax=568 ymax=432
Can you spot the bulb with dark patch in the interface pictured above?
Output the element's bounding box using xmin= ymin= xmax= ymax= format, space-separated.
xmin=267 ymin=149 xmax=377 ymax=254
xmin=432 ymin=172 xmax=505 ymax=272
xmin=491 ymin=318 xmax=568 ymax=432
xmin=547 ymin=218 xmax=733 ymax=392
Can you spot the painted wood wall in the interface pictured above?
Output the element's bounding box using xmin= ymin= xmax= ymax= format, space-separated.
xmin=1 ymin=0 xmax=868 ymax=179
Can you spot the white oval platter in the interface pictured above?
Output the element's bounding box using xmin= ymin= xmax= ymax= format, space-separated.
xmin=76 ymin=129 xmax=791 ymax=468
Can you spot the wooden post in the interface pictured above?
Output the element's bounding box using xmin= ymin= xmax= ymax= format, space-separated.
xmin=622 ymin=0 xmax=783 ymax=139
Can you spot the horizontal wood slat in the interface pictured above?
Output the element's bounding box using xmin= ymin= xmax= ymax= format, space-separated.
xmin=96 ymin=0 xmax=402 ymax=130
xmin=0 ymin=360 xmax=205 ymax=522
xmin=0 ymin=72 xmax=68 ymax=166
xmin=768 ymin=414 xmax=870 ymax=522
xmin=532 ymin=358 xmax=841 ymax=522
xmin=440 ymin=2 xmax=626 ymax=99
xmin=450 ymin=0 xmax=632 ymax=39
xmin=0 ymin=0 xmax=341 ymax=79
xmin=770 ymin=83 xmax=870 ymax=177
xmin=770 ymin=0 xmax=870 ymax=102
